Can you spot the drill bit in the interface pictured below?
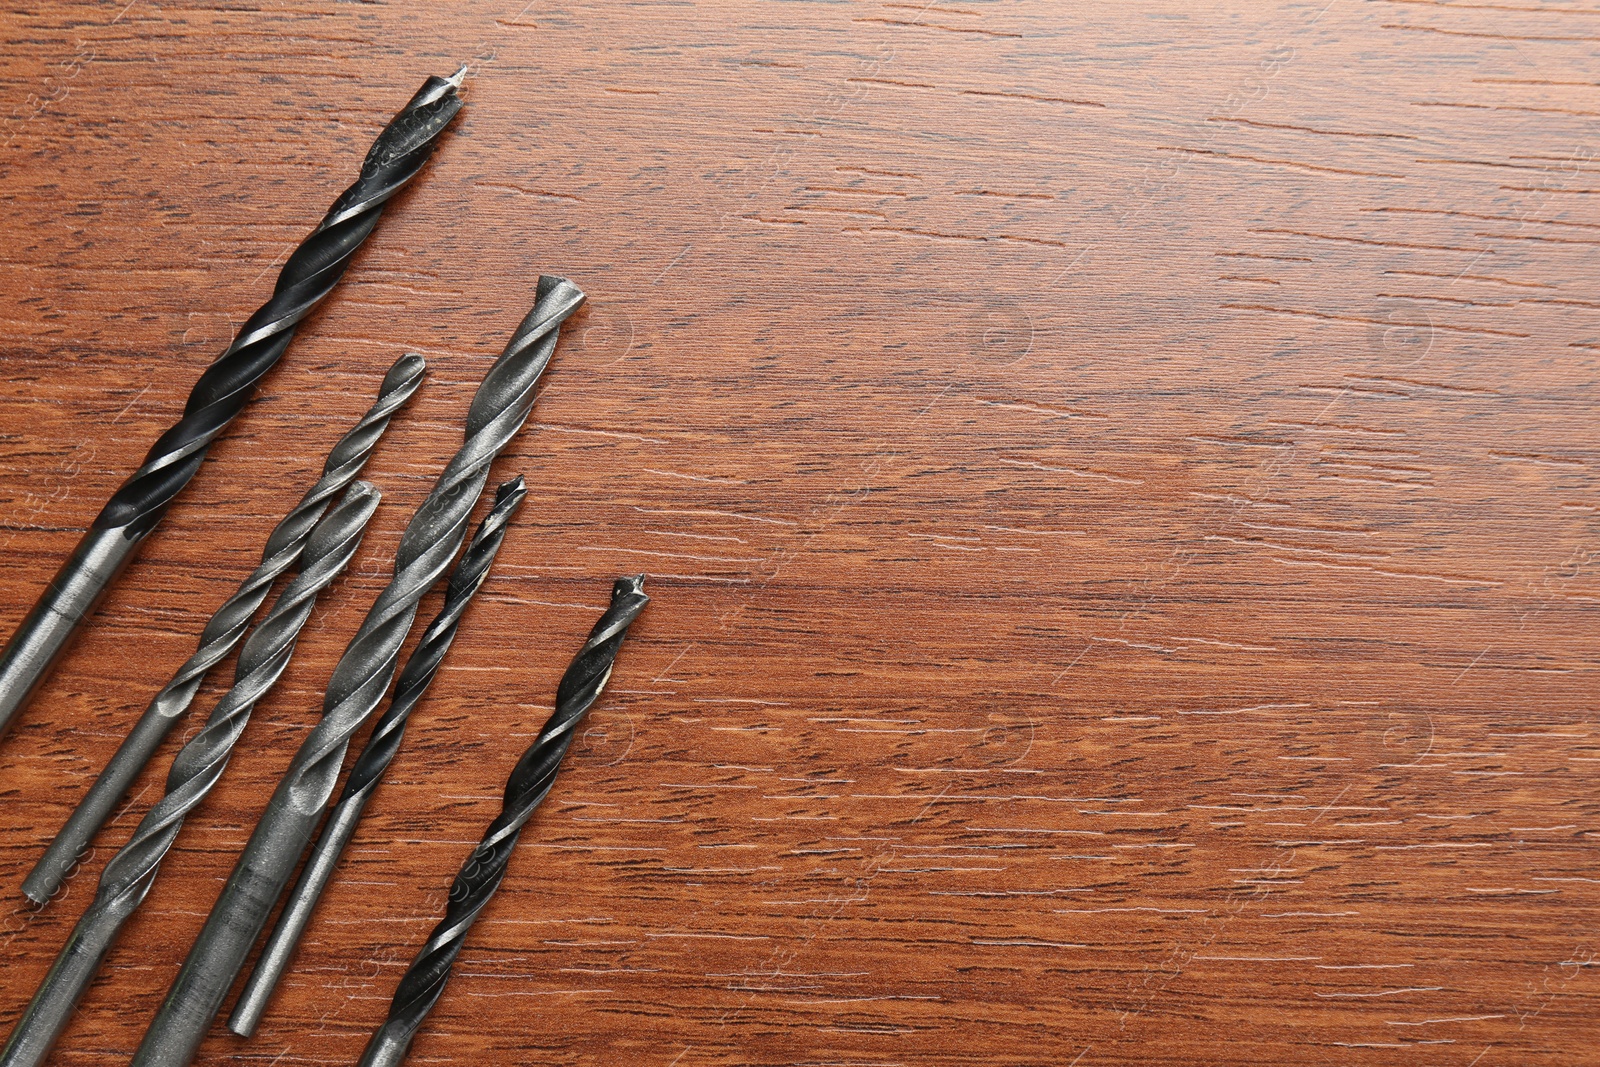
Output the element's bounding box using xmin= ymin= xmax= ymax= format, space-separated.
xmin=0 ymin=481 xmax=382 ymax=1067
xmin=358 ymin=574 xmax=650 ymax=1067
xmin=228 ymin=475 xmax=529 ymax=1038
xmin=132 ymin=276 xmax=587 ymax=1067
xmin=22 ymin=352 xmax=425 ymax=905
xmin=0 ymin=70 xmax=464 ymax=742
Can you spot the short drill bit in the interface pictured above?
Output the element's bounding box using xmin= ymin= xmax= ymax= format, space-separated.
xmin=229 ymin=476 xmax=529 ymax=1037
xmin=0 ymin=481 xmax=382 ymax=1067
xmin=358 ymin=574 xmax=650 ymax=1067
xmin=23 ymin=353 xmax=425 ymax=905
xmin=0 ymin=70 xmax=464 ymax=741
xmin=132 ymin=276 xmax=586 ymax=1067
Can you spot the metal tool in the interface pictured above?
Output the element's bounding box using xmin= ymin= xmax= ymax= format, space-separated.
xmin=0 ymin=481 xmax=382 ymax=1067
xmin=228 ymin=475 xmax=529 ymax=1037
xmin=22 ymin=353 xmax=424 ymax=905
xmin=131 ymin=276 xmax=586 ymax=1067
xmin=0 ymin=71 xmax=463 ymax=742
xmin=358 ymin=574 xmax=650 ymax=1067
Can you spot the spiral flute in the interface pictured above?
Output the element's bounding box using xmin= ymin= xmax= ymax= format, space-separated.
xmin=0 ymin=481 xmax=382 ymax=1067
xmin=359 ymin=574 xmax=650 ymax=1067
xmin=132 ymin=276 xmax=587 ymax=1067
xmin=23 ymin=353 xmax=425 ymax=905
xmin=229 ymin=476 xmax=529 ymax=1037
xmin=0 ymin=71 xmax=464 ymax=742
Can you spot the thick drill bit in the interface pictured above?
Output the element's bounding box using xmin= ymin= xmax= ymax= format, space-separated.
xmin=132 ymin=276 xmax=586 ymax=1067
xmin=0 ymin=481 xmax=381 ymax=1067
xmin=359 ymin=575 xmax=649 ymax=1067
xmin=229 ymin=476 xmax=529 ymax=1037
xmin=23 ymin=353 xmax=425 ymax=905
xmin=0 ymin=71 xmax=464 ymax=742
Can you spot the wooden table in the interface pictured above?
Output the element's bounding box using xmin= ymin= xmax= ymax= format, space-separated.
xmin=0 ymin=2 xmax=1594 ymax=1064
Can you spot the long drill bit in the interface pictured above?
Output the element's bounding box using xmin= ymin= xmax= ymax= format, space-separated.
xmin=229 ymin=475 xmax=529 ymax=1038
xmin=0 ymin=70 xmax=465 ymax=742
xmin=132 ymin=276 xmax=587 ymax=1067
xmin=359 ymin=574 xmax=650 ymax=1067
xmin=22 ymin=353 xmax=425 ymax=905
xmin=0 ymin=480 xmax=382 ymax=1067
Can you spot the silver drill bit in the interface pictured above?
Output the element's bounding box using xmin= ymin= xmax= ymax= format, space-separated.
xmin=0 ymin=481 xmax=382 ymax=1067
xmin=359 ymin=575 xmax=649 ymax=1067
xmin=22 ymin=353 xmax=425 ymax=905
xmin=228 ymin=476 xmax=529 ymax=1037
xmin=0 ymin=71 xmax=464 ymax=741
xmin=131 ymin=276 xmax=586 ymax=1067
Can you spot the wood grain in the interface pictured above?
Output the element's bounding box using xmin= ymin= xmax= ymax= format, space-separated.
xmin=0 ymin=2 xmax=1595 ymax=1064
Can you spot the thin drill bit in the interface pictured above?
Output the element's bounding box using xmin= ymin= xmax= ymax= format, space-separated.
xmin=359 ymin=574 xmax=650 ymax=1067
xmin=132 ymin=276 xmax=586 ymax=1067
xmin=22 ymin=353 xmax=425 ymax=905
xmin=0 ymin=70 xmax=464 ymax=741
xmin=229 ymin=475 xmax=529 ymax=1037
xmin=0 ymin=481 xmax=382 ymax=1067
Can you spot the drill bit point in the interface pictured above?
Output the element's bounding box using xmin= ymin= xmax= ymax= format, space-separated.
xmin=383 ymin=353 xmax=427 ymax=392
xmin=495 ymin=474 xmax=527 ymax=500
xmin=342 ymin=481 xmax=381 ymax=507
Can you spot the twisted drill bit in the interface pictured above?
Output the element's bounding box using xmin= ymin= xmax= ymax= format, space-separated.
xmin=229 ymin=475 xmax=529 ymax=1037
xmin=23 ymin=353 xmax=425 ymax=905
xmin=0 ymin=70 xmax=465 ymax=742
xmin=0 ymin=481 xmax=382 ymax=1067
xmin=359 ymin=575 xmax=649 ymax=1067
xmin=132 ymin=276 xmax=587 ymax=1067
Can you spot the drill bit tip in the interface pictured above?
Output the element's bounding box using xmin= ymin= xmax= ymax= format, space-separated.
xmin=383 ymin=352 xmax=428 ymax=392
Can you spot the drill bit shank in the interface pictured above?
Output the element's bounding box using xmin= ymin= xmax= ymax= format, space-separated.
xmin=0 ymin=72 xmax=463 ymax=741
xmin=229 ymin=476 xmax=529 ymax=1037
xmin=359 ymin=575 xmax=650 ymax=1067
xmin=132 ymin=276 xmax=586 ymax=1067
xmin=0 ymin=481 xmax=382 ymax=1067
xmin=23 ymin=353 xmax=424 ymax=905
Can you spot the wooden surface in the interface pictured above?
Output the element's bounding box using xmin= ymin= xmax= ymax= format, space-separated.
xmin=0 ymin=2 xmax=1596 ymax=1064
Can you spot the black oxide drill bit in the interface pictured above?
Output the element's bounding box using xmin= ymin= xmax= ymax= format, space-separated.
xmin=132 ymin=276 xmax=587 ymax=1067
xmin=0 ymin=480 xmax=382 ymax=1067
xmin=23 ymin=352 xmax=425 ymax=905
xmin=358 ymin=575 xmax=650 ymax=1067
xmin=228 ymin=475 xmax=529 ymax=1037
xmin=0 ymin=70 xmax=464 ymax=742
